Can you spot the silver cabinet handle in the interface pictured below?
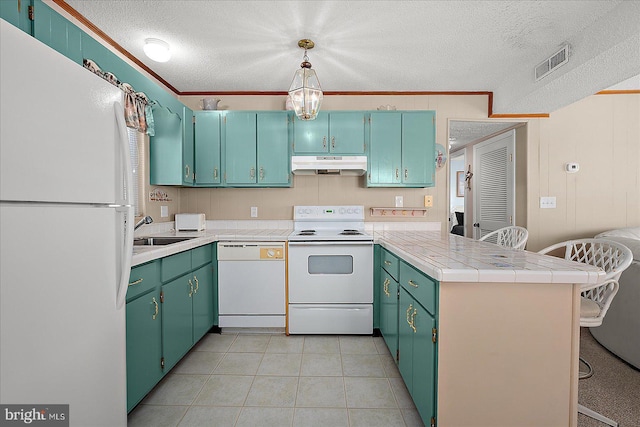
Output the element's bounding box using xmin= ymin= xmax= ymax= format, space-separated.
xmin=193 ymin=275 xmax=199 ymax=293
xmin=331 ymin=136 xmax=335 ymax=149
xmin=322 ymin=136 xmax=327 ymax=150
xmin=188 ymin=279 xmax=194 ymax=297
xmin=250 ymin=167 xmax=255 ymax=179
xmin=185 ymin=164 xmax=190 ymax=179
xmin=408 ymin=280 xmax=419 ymax=288
xmin=213 ymin=167 xmax=218 ymax=179
xmin=259 ymin=167 xmax=265 ymax=181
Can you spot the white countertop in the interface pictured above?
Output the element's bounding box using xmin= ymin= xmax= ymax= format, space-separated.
xmin=131 ymin=228 xmax=291 ymax=266
xmin=375 ymin=230 xmax=604 ymax=284
xmin=132 ymin=226 xmax=604 ymax=285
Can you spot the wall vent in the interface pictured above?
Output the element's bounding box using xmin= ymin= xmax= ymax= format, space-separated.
xmin=535 ymin=44 xmax=570 ymax=81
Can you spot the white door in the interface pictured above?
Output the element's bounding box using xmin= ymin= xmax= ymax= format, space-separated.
xmin=473 ymin=131 xmax=515 ymax=240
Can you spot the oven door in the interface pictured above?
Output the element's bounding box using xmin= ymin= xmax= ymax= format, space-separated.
xmin=288 ymin=241 xmax=373 ymax=303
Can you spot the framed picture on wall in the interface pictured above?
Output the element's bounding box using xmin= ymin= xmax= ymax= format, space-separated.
xmin=456 ymin=171 xmax=465 ymax=197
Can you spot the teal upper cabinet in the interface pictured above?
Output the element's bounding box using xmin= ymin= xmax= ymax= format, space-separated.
xmin=32 ymin=0 xmax=82 ymax=65
xmin=182 ymin=106 xmax=195 ymax=186
xmin=368 ymin=111 xmax=435 ymax=187
xmin=292 ymin=111 xmax=366 ymax=155
xmin=1 ymin=0 xmax=32 ymax=34
xmin=224 ymin=112 xmax=257 ymax=185
xmin=224 ymin=111 xmax=291 ymax=187
xmin=256 ymin=112 xmax=291 ymax=186
xmin=402 ymin=111 xmax=435 ymax=186
xmin=194 ymin=111 xmax=222 ymax=186
xmin=369 ymin=112 xmax=403 ymax=184
xmin=150 ymin=104 xmax=183 ymax=185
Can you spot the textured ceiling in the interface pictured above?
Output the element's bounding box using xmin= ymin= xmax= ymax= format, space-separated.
xmin=62 ymin=0 xmax=639 ymax=115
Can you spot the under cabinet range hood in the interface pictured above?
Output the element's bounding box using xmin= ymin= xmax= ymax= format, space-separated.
xmin=291 ymin=155 xmax=367 ymax=176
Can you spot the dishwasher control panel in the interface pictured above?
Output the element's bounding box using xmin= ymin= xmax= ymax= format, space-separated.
xmin=260 ymin=248 xmax=283 ymax=259
xmin=217 ymin=242 xmax=285 ymax=261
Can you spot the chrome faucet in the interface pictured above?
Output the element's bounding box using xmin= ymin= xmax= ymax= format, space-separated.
xmin=134 ymin=216 xmax=153 ymax=231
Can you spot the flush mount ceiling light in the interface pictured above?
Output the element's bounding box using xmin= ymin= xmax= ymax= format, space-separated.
xmin=143 ymin=38 xmax=171 ymax=62
xmin=288 ymin=39 xmax=323 ymax=121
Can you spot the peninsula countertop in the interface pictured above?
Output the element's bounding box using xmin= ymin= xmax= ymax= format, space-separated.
xmin=131 ymin=227 xmax=604 ymax=285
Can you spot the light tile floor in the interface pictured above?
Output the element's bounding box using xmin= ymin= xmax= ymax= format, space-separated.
xmin=128 ymin=334 xmax=425 ymax=427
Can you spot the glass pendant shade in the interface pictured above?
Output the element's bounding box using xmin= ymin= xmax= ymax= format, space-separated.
xmin=288 ymin=65 xmax=323 ymax=120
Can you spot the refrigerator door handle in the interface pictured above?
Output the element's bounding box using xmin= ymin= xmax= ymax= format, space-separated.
xmin=114 ymin=102 xmax=134 ymax=309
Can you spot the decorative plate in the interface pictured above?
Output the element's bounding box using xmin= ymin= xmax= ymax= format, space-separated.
xmin=435 ymin=143 xmax=447 ymax=169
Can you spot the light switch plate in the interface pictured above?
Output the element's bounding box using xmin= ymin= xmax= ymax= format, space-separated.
xmin=395 ymin=196 xmax=403 ymax=208
xmin=160 ymin=205 xmax=168 ymax=217
xmin=250 ymin=206 xmax=258 ymax=218
xmin=540 ymin=196 xmax=557 ymax=209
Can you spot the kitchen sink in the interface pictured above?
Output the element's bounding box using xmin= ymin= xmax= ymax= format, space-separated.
xmin=133 ymin=237 xmax=196 ymax=246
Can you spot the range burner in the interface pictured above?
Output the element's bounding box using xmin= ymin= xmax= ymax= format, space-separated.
xmin=340 ymin=229 xmax=363 ymax=235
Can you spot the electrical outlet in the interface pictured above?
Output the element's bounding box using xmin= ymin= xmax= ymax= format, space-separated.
xmin=540 ymin=196 xmax=557 ymax=209
xmin=250 ymin=206 xmax=258 ymax=218
xmin=424 ymin=195 xmax=433 ymax=207
xmin=160 ymin=206 xmax=168 ymax=217
xmin=395 ymin=196 xmax=403 ymax=208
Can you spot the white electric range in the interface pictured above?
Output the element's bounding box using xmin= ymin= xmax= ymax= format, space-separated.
xmin=287 ymin=206 xmax=374 ymax=334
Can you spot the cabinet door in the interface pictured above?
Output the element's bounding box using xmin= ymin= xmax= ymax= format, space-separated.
xmin=192 ymin=264 xmax=214 ymax=341
xmin=292 ymin=112 xmax=329 ymax=153
xmin=126 ymin=289 xmax=162 ymax=412
xmin=411 ymin=301 xmax=437 ymax=423
xmin=369 ymin=112 xmax=402 ymax=184
xmin=329 ymin=112 xmax=366 ymax=154
xmin=182 ymin=106 xmax=194 ymax=186
xmin=398 ymin=287 xmax=415 ymax=392
xmin=161 ymin=274 xmax=194 ymax=371
xmin=401 ymin=111 xmax=435 ymax=186
xmin=194 ymin=111 xmax=222 ymax=185
xmin=225 ymin=112 xmax=257 ymax=184
xmin=1 ymin=0 xmax=32 ymax=34
xmin=150 ymin=105 xmax=183 ymax=185
xmin=257 ymin=112 xmax=291 ymax=186
xmin=380 ymin=269 xmax=398 ymax=359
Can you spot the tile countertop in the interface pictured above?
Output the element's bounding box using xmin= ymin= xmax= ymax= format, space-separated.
xmin=131 ymin=224 xmax=604 ymax=285
xmin=131 ymin=228 xmax=292 ymax=267
xmin=375 ymin=230 xmax=605 ymax=284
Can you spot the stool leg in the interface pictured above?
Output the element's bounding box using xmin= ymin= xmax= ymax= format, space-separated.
xmin=578 ymin=404 xmax=618 ymax=427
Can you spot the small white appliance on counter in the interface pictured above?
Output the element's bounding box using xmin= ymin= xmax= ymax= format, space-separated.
xmin=175 ymin=213 xmax=206 ymax=231
xmin=217 ymin=242 xmax=286 ymax=332
xmin=288 ymin=206 xmax=374 ymax=334
xmin=1 ymin=20 xmax=131 ymax=426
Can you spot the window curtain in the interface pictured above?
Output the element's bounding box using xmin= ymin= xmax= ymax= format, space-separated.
xmin=82 ymin=59 xmax=155 ymax=136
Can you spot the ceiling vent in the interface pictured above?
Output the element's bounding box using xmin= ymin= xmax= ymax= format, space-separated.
xmin=535 ymin=44 xmax=570 ymax=81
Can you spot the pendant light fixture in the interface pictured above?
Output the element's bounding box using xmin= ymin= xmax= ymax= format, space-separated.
xmin=288 ymin=39 xmax=323 ymax=121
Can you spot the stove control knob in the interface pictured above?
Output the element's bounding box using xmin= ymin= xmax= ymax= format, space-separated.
xmin=347 ymin=208 xmax=353 ymax=214
xmin=305 ymin=208 xmax=312 ymax=214
xmin=339 ymin=207 xmax=346 ymax=214
xmin=354 ymin=207 xmax=361 ymax=214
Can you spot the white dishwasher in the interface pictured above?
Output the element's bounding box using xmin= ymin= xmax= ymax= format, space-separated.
xmin=217 ymin=242 xmax=286 ymax=332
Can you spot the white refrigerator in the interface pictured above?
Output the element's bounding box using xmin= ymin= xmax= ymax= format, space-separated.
xmin=0 ymin=20 xmax=133 ymax=426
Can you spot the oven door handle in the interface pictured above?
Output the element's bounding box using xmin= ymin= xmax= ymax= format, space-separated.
xmin=288 ymin=241 xmax=373 ymax=246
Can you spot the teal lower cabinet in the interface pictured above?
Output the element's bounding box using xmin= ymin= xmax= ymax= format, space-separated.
xmin=161 ymin=244 xmax=215 ymax=371
xmin=379 ymin=268 xmax=399 ymax=359
xmin=126 ymin=261 xmax=162 ymax=412
xmin=192 ymin=263 xmax=215 ymax=342
xmin=378 ymin=249 xmax=438 ymax=427
xmin=126 ymin=244 xmax=215 ymax=412
xmin=398 ymin=286 xmax=437 ymax=425
xmin=161 ymin=272 xmax=195 ymax=371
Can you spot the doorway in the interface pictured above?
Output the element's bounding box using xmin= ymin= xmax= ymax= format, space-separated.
xmin=448 ymin=120 xmax=526 ymax=239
